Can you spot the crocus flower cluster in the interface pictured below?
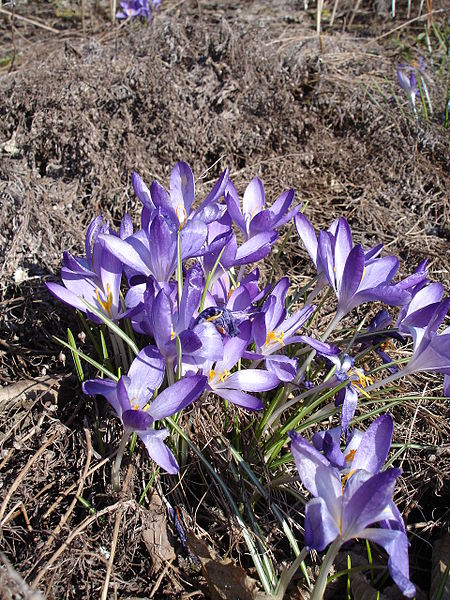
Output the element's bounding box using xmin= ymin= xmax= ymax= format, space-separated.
xmin=48 ymin=160 xmax=449 ymax=598
xmin=48 ymin=162 xmax=305 ymax=476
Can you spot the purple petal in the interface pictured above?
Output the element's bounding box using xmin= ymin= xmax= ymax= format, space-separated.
xmin=233 ymin=231 xmax=278 ymax=266
xmin=295 ymin=213 xmax=318 ymax=267
xmin=359 ymin=256 xmax=399 ymax=291
xmin=264 ymin=278 xmax=289 ymax=330
xmin=317 ymin=230 xmax=335 ymax=289
xmin=249 ymin=209 xmax=273 ymax=237
xmin=350 ymin=285 xmax=411 ymax=313
xmin=215 ymin=321 xmax=251 ymax=372
xmin=99 ymin=233 xmax=151 ymax=276
xmin=360 ymin=528 xmax=415 ymax=597
xmin=120 ymin=213 xmax=134 ymax=239
xmin=304 ymin=497 xmax=340 ymax=551
xmin=269 ymin=189 xmax=295 ymax=225
xmin=279 ymin=305 xmax=316 ymax=339
xmin=338 ymin=385 xmax=359 ymax=439
xmin=122 ymin=409 xmax=153 ymax=431
xmin=198 ymin=168 xmax=229 ymax=210
xmin=225 ymin=369 xmax=279 ymax=392
xmin=82 ymin=378 xmax=121 ymax=416
xmin=213 ymin=387 xmax=263 ymax=410
xmin=148 ymin=375 xmax=207 ymax=421
xmin=170 ymin=162 xmax=195 ymax=220
xmin=180 ymin=219 xmax=208 ymax=259
xmin=351 ymin=414 xmax=393 ymax=473
xmin=338 ymin=244 xmax=364 ymax=310
xmin=288 ymin=431 xmax=330 ymax=497
xmin=46 ymin=281 xmax=93 ymax=313
xmin=343 ymin=468 xmax=401 ymax=535
xmin=177 ymin=263 xmax=203 ymax=331
xmin=127 ymin=345 xmax=165 ymax=406
xmin=265 ymin=355 xmax=297 ymax=382
xmin=148 ymin=213 xmax=177 ymax=281
xmin=132 ymin=172 xmax=155 ymax=212
xmin=242 ymin=177 xmax=265 ymax=226
xmin=333 ymin=218 xmax=353 ymax=291
xmin=225 ymin=186 xmax=246 ymax=235
xmin=139 ymin=429 xmax=179 ymax=474
xmin=150 ymin=180 xmax=176 ymax=223
xmin=151 ymin=290 xmax=174 ymax=355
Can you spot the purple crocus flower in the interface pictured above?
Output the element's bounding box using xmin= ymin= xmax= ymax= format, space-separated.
xmin=289 ymin=431 xmax=415 ymax=598
xmin=295 ymin=215 xmax=408 ymax=318
xmin=99 ymin=207 xmax=208 ymax=283
xmin=312 ymin=414 xmax=394 ymax=474
xmin=205 ymin=321 xmax=279 ymax=410
xmin=225 ymin=177 xmax=300 ymax=240
xmin=149 ymin=162 xmax=229 ymax=230
xmin=46 ymin=216 xmax=123 ymax=323
xmin=316 ymin=352 xmax=374 ymax=438
xmin=312 ymin=414 xmax=405 ymax=532
xmin=316 ymin=218 xmax=409 ymax=320
xmin=396 ymin=298 xmax=450 ymax=384
xmin=247 ymin=278 xmax=316 ymax=381
xmin=116 ymin=0 xmax=152 ymax=21
xmin=83 ymin=346 xmax=207 ymax=474
xmin=397 ymin=66 xmax=419 ymax=109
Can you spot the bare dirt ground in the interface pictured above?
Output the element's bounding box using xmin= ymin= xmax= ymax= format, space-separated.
xmin=0 ymin=1 xmax=449 ymax=598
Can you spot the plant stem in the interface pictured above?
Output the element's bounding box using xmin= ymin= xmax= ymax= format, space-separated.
xmin=112 ymin=432 xmax=130 ymax=492
xmin=275 ymin=547 xmax=309 ymax=598
xmin=310 ymin=538 xmax=342 ymax=600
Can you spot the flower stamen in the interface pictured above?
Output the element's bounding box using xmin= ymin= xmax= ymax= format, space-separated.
xmin=96 ymin=282 xmax=113 ymax=317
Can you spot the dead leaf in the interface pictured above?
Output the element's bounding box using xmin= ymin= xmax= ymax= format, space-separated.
xmin=187 ymin=533 xmax=271 ymax=600
xmin=431 ymin=531 xmax=450 ymax=600
xmin=142 ymin=493 xmax=176 ymax=574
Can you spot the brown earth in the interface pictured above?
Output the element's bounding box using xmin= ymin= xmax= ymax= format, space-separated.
xmin=0 ymin=1 xmax=449 ymax=598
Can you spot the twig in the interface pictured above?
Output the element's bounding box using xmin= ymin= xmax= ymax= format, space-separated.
xmin=100 ymin=464 xmax=134 ymax=600
xmin=42 ymin=429 xmax=93 ymax=551
xmin=366 ymin=9 xmax=444 ymax=44
xmin=149 ymin=559 xmax=175 ymax=598
xmin=0 ymin=8 xmax=59 ymax=33
xmin=41 ymin=455 xmax=110 ymax=520
xmin=0 ymin=552 xmax=44 ymax=600
xmin=31 ymin=499 xmax=134 ymax=589
xmin=0 ymin=432 xmax=58 ymax=524
xmin=7 ymin=3 xmax=16 ymax=74
xmin=81 ymin=0 xmax=85 ymax=34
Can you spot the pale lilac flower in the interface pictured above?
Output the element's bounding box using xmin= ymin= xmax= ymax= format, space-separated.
xmin=289 ymin=431 xmax=415 ymax=597
xmin=83 ymin=346 xmax=206 ymax=474
xmin=46 ymin=216 xmax=123 ymax=323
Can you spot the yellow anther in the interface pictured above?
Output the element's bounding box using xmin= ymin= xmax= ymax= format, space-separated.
xmin=265 ymin=330 xmax=285 ymax=347
xmin=381 ymin=340 xmax=395 ymax=352
xmin=219 ymin=370 xmax=231 ymax=383
xmin=96 ymin=282 xmax=113 ymax=317
xmin=130 ymin=397 xmax=139 ymax=411
xmin=208 ymin=369 xmax=230 ymax=384
xmin=346 ymin=367 xmax=373 ymax=397
xmin=345 ymin=449 xmax=357 ymax=463
xmin=341 ymin=469 xmax=356 ymax=493
xmin=176 ymin=204 xmax=188 ymax=228
xmin=170 ymin=328 xmax=175 ymax=341
xmin=227 ymin=282 xmax=240 ymax=301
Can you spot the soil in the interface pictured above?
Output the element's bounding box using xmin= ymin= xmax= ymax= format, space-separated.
xmin=0 ymin=1 xmax=449 ymax=598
